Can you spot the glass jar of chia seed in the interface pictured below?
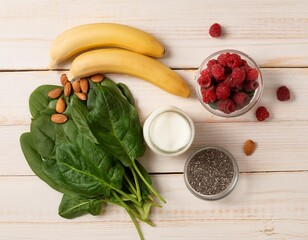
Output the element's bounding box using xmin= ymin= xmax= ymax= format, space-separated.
xmin=184 ymin=146 xmax=239 ymax=200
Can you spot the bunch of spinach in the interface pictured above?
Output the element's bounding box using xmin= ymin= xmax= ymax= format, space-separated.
xmin=20 ymin=78 xmax=165 ymax=240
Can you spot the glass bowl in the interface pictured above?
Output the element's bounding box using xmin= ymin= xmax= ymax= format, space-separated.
xmin=195 ymin=49 xmax=263 ymax=118
xmin=184 ymin=146 xmax=239 ymax=200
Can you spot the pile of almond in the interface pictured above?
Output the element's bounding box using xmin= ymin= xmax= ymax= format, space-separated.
xmin=48 ymin=73 xmax=105 ymax=124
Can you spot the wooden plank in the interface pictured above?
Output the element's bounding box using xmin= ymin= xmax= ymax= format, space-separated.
xmin=0 ymin=69 xmax=307 ymax=126
xmin=4 ymin=120 xmax=308 ymax=175
xmin=0 ymin=173 xmax=308 ymax=223
xmin=0 ymin=0 xmax=308 ymax=69
xmin=1 ymin=220 xmax=307 ymax=240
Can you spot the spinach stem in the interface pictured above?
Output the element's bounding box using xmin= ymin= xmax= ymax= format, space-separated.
xmin=126 ymin=210 xmax=145 ymax=240
xmin=112 ymin=187 xmax=141 ymax=207
xmin=111 ymin=191 xmax=154 ymax=227
xmin=132 ymin=160 xmax=166 ymax=203
xmin=124 ymin=172 xmax=138 ymax=197
xmin=130 ymin=166 xmax=142 ymax=202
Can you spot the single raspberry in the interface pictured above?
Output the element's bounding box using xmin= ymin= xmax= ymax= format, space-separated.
xmin=241 ymin=64 xmax=252 ymax=74
xmin=218 ymin=99 xmax=236 ymax=114
xmin=241 ymin=59 xmax=249 ymax=67
xmin=201 ymin=86 xmax=216 ymax=103
xmin=209 ymin=23 xmax=222 ymax=37
xmin=223 ymin=75 xmax=236 ymax=88
xmin=207 ymin=59 xmax=218 ymax=71
xmin=211 ymin=64 xmax=225 ymax=81
xmin=216 ymin=84 xmax=230 ymax=100
xmin=217 ymin=53 xmax=231 ymax=67
xmin=276 ymin=86 xmax=290 ymax=101
xmin=244 ymin=80 xmax=259 ymax=92
xmin=256 ymin=106 xmax=269 ymax=121
xmin=226 ymin=53 xmax=242 ymax=69
xmin=197 ymin=74 xmax=211 ymax=88
xmin=246 ymin=68 xmax=259 ymax=81
xmin=233 ymin=92 xmax=250 ymax=106
xmin=231 ymin=67 xmax=245 ymax=87
xmin=200 ymin=68 xmax=212 ymax=77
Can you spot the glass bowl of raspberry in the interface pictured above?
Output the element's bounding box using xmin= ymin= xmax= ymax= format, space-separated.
xmin=195 ymin=49 xmax=263 ymax=117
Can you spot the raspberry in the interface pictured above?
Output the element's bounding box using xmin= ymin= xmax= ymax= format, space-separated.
xmin=256 ymin=106 xmax=269 ymax=121
xmin=201 ymin=86 xmax=216 ymax=103
xmin=226 ymin=53 xmax=242 ymax=69
xmin=231 ymin=67 xmax=245 ymax=87
xmin=207 ymin=59 xmax=218 ymax=71
xmin=211 ymin=64 xmax=225 ymax=81
xmin=197 ymin=73 xmax=211 ymax=88
xmin=276 ymin=86 xmax=290 ymax=101
xmin=244 ymin=80 xmax=259 ymax=92
xmin=223 ymin=75 xmax=236 ymax=88
xmin=209 ymin=23 xmax=222 ymax=37
xmin=218 ymin=99 xmax=236 ymax=114
xmin=241 ymin=59 xmax=249 ymax=66
xmin=200 ymin=68 xmax=211 ymax=77
xmin=233 ymin=92 xmax=250 ymax=106
xmin=217 ymin=53 xmax=231 ymax=67
xmin=246 ymin=68 xmax=259 ymax=81
xmin=216 ymin=84 xmax=230 ymax=100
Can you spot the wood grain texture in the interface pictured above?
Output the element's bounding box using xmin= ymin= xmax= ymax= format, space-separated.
xmin=1 ymin=1 xmax=308 ymax=239
xmin=0 ymin=68 xmax=307 ymax=126
xmin=1 ymin=173 xmax=308 ymax=223
xmin=0 ymin=0 xmax=308 ymax=69
xmin=1 ymin=220 xmax=308 ymax=240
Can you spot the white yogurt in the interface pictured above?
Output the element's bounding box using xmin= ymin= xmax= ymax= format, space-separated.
xmin=143 ymin=107 xmax=195 ymax=156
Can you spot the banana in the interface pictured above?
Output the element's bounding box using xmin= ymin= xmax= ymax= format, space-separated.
xmin=67 ymin=49 xmax=190 ymax=98
xmin=49 ymin=23 xmax=164 ymax=69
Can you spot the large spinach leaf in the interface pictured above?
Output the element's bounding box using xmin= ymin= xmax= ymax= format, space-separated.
xmin=30 ymin=115 xmax=56 ymax=159
xmin=20 ymin=132 xmax=75 ymax=196
xmin=56 ymin=133 xmax=124 ymax=197
xmin=58 ymin=194 xmax=104 ymax=219
xmin=87 ymin=84 xmax=145 ymax=167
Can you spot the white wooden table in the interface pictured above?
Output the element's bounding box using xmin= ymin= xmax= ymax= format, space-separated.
xmin=1 ymin=1 xmax=308 ymax=239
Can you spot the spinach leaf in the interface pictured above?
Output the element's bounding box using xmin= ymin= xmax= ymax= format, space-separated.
xmin=30 ymin=115 xmax=56 ymax=159
xmin=101 ymin=78 xmax=126 ymax=99
xmin=117 ymin=83 xmax=136 ymax=107
xmin=58 ymin=194 xmax=104 ymax=219
xmin=29 ymin=85 xmax=60 ymax=119
xmin=56 ymin=133 xmax=124 ymax=197
xmin=70 ymin=97 xmax=98 ymax=144
xmin=87 ymin=84 xmax=145 ymax=167
xmin=20 ymin=132 xmax=75 ymax=195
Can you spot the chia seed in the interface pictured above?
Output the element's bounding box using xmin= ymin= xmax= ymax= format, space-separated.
xmin=186 ymin=148 xmax=235 ymax=196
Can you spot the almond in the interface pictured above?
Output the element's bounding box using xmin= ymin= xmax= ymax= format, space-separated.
xmin=90 ymin=74 xmax=105 ymax=83
xmin=75 ymin=92 xmax=87 ymax=101
xmin=60 ymin=74 xmax=68 ymax=86
xmin=56 ymin=98 xmax=66 ymax=113
xmin=51 ymin=113 xmax=68 ymax=124
xmin=80 ymin=78 xmax=89 ymax=93
xmin=72 ymin=80 xmax=81 ymax=93
xmin=64 ymin=82 xmax=72 ymax=97
xmin=244 ymin=140 xmax=256 ymax=156
xmin=48 ymin=88 xmax=62 ymax=99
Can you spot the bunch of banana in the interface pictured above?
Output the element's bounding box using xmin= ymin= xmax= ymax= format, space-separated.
xmin=49 ymin=23 xmax=190 ymax=97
